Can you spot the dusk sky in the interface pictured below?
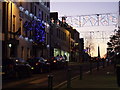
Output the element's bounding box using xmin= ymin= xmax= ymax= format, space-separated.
xmin=50 ymin=2 xmax=119 ymax=57
xmin=50 ymin=2 xmax=118 ymax=17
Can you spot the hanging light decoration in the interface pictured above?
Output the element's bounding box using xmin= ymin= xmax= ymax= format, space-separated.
xmin=29 ymin=13 xmax=34 ymax=18
xmin=25 ymin=10 xmax=29 ymax=15
xmin=19 ymin=6 xmax=24 ymax=12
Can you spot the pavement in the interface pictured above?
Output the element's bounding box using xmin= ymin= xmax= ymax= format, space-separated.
xmin=67 ymin=61 xmax=89 ymax=66
xmin=54 ymin=64 xmax=120 ymax=89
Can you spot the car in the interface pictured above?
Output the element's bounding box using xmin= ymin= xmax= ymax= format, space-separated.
xmin=48 ymin=56 xmax=66 ymax=70
xmin=48 ymin=57 xmax=60 ymax=70
xmin=27 ymin=57 xmax=50 ymax=73
xmin=2 ymin=57 xmax=32 ymax=79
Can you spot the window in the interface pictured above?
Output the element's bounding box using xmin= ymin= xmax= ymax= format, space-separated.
xmin=45 ymin=13 xmax=46 ymax=22
xmin=42 ymin=11 xmax=43 ymax=20
xmin=46 ymin=33 xmax=48 ymax=44
xmin=57 ymin=28 xmax=59 ymax=37
xmin=30 ymin=3 xmax=33 ymax=13
xmin=13 ymin=15 xmax=16 ymax=32
xmin=21 ymin=46 xmax=24 ymax=59
xmin=62 ymin=32 xmax=64 ymax=40
xmin=34 ymin=6 xmax=37 ymax=16
xmin=39 ymin=9 xmax=41 ymax=18
xmin=27 ymin=48 xmax=30 ymax=59
xmin=50 ymin=28 xmax=53 ymax=35
xmin=30 ymin=30 xmax=32 ymax=37
xmin=60 ymin=31 xmax=62 ymax=40
xmin=47 ymin=15 xmax=49 ymax=22
xmin=47 ymin=2 xmax=50 ymax=8
xmin=44 ymin=2 xmax=47 ymax=6
xmin=35 ymin=2 xmax=39 ymax=5
xmin=20 ymin=19 xmax=22 ymax=35
xmin=25 ymin=30 xmax=28 ymax=37
xmin=65 ymin=33 xmax=66 ymax=41
xmin=20 ymin=2 xmax=22 ymax=6
xmin=58 ymin=29 xmax=60 ymax=39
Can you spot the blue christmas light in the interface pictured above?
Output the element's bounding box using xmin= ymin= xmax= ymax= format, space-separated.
xmin=23 ymin=20 xmax=46 ymax=43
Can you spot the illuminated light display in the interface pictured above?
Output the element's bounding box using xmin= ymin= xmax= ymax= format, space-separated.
xmin=25 ymin=10 xmax=29 ymax=15
xmin=24 ymin=20 xmax=46 ymax=43
xmin=29 ymin=13 xmax=34 ymax=18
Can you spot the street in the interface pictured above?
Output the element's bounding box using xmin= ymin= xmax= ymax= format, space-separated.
xmin=1 ymin=1 xmax=120 ymax=89
xmin=2 ymin=62 xmax=104 ymax=89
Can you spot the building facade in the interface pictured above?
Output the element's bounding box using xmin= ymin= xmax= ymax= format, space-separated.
xmin=0 ymin=1 xmax=2 ymax=65
xmin=50 ymin=12 xmax=70 ymax=61
xmin=2 ymin=1 xmax=50 ymax=61
xmin=50 ymin=12 xmax=83 ymax=62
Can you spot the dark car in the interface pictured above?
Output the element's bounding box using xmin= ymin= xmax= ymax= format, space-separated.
xmin=2 ymin=57 xmax=32 ymax=79
xmin=48 ymin=57 xmax=60 ymax=70
xmin=27 ymin=57 xmax=50 ymax=73
xmin=49 ymin=56 xmax=66 ymax=70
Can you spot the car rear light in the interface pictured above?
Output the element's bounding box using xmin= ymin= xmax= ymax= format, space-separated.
xmin=53 ymin=60 xmax=56 ymax=63
xmin=16 ymin=59 xmax=19 ymax=62
xmin=60 ymin=57 xmax=62 ymax=60
xmin=44 ymin=59 xmax=47 ymax=62
xmin=36 ymin=62 xmax=39 ymax=65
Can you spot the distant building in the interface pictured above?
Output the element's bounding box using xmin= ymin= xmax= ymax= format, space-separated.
xmin=50 ymin=12 xmax=83 ymax=62
xmin=50 ymin=12 xmax=71 ymax=61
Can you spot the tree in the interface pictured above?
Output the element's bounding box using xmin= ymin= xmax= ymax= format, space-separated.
xmin=107 ymin=27 xmax=120 ymax=50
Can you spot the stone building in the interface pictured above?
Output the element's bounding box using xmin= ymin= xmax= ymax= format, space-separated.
xmin=2 ymin=1 xmax=50 ymax=60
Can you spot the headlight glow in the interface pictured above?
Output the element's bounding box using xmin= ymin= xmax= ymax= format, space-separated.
xmin=31 ymin=67 xmax=34 ymax=69
xmin=16 ymin=60 xmax=19 ymax=62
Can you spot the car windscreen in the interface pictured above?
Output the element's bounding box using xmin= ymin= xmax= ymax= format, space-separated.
xmin=28 ymin=57 xmax=45 ymax=63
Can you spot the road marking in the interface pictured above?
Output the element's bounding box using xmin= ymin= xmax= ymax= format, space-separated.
xmin=29 ymin=78 xmax=48 ymax=84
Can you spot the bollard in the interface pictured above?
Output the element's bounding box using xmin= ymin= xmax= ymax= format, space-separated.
xmin=90 ymin=62 xmax=92 ymax=74
xmin=48 ymin=75 xmax=53 ymax=90
xmin=67 ymin=68 xmax=72 ymax=88
xmin=49 ymin=65 xmax=51 ymax=73
xmin=116 ymin=66 xmax=120 ymax=87
xmin=79 ymin=65 xmax=83 ymax=80
xmin=97 ymin=61 xmax=99 ymax=71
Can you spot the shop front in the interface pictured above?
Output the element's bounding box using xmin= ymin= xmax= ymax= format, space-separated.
xmin=54 ymin=48 xmax=70 ymax=61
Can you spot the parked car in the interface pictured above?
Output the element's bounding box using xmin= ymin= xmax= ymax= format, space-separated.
xmin=2 ymin=57 xmax=32 ymax=79
xmin=49 ymin=56 xmax=66 ymax=70
xmin=27 ymin=57 xmax=50 ymax=73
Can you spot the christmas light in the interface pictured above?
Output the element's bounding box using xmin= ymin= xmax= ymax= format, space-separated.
xmin=24 ymin=20 xmax=46 ymax=43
